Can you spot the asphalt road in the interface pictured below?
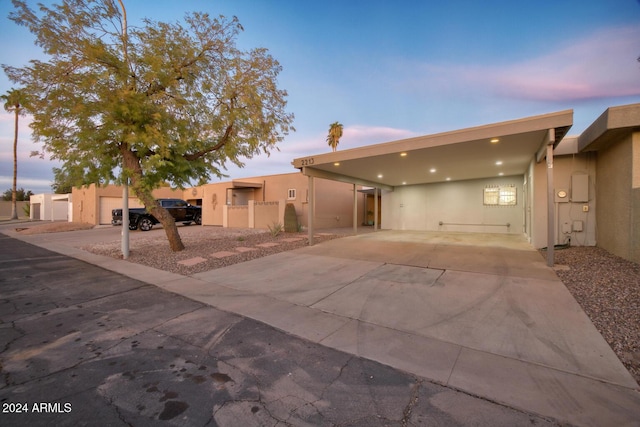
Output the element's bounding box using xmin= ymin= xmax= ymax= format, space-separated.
xmin=0 ymin=233 xmax=557 ymax=426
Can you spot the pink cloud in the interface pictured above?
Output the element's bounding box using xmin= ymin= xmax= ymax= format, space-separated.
xmin=490 ymin=26 xmax=640 ymax=101
xmin=407 ymin=25 xmax=640 ymax=103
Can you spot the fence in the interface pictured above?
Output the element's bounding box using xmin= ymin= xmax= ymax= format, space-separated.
xmin=223 ymin=200 xmax=286 ymax=229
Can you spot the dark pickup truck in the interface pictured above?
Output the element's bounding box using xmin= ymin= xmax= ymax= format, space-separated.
xmin=112 ymin=198 xmax=202 ymax=231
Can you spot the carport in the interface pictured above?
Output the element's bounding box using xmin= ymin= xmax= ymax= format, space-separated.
xmin=292 ymin=110 xmax=573 ymax=266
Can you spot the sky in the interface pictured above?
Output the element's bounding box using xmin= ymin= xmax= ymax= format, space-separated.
xmin=1 ymin=0 xmax=639 ymax=194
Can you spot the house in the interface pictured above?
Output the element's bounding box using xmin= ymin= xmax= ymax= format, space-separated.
xmin=70 ymin=173 xmax=364 ymax=230
xmin=69 ymin=103 xmax=639 ymax=264
xmin=71 ymin=184 xmax=182 ymax=225
xmin=198 ymin=172 xmax=364 ymax=229
xmin=29 ymin=193 xmax=72 ymax=221
xmin=292 ymin=103 xmax=640 ymax=265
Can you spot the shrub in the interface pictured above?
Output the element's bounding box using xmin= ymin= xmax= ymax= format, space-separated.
xmin=284 ymin=203 xmax=298 ymax=233
xmin=268 ymin=222 xmax=283 ymax=237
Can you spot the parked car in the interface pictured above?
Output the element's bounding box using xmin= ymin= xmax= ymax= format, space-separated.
xmin=112 ymin=199 xmax=202 ymax=231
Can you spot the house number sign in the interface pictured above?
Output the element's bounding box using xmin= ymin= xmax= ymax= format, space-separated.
xmin=300 ymin=157 xmax=315 ymax=166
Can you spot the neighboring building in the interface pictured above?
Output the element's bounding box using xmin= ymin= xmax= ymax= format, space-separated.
xmin=293 ymin=103 xmax=640 ymax=264
xmin=70 ymin=173 xmax=364 ymax=230
xmin=71 ymin=184 xmax=181 ymax=225
xmin=29 ymin=193 xmax=72 ymax=221
xmin=199 ymin=172 xmax=364 ymax=229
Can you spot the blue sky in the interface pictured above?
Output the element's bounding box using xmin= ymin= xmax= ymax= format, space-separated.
xmin=1 ymin=0 xmax=639 ymax=194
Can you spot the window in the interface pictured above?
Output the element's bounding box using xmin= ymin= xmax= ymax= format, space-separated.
xmin=287 ymin=189 xmax=296 ymax=200
xmin=483 ymin=185 xmax=517 ymax=206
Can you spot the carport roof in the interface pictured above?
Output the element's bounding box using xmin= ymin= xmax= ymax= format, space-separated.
xmin=292 ymin=110 xmax=573 ymax=189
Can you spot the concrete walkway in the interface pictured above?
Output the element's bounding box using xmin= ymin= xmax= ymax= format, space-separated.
xmin=5 ymin=226 xmax=640 ymax=426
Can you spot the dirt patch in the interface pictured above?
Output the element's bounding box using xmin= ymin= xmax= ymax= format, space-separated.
xmin=16 ymin=222 xmax=95 ymax=235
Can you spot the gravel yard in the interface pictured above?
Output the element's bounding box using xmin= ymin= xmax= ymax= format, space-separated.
xmin=82 ymin=226 xmax=341 ymax=276
xmin=548 ymin=246 xmax=640 ymax=384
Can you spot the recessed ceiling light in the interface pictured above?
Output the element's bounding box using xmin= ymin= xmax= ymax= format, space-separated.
xmin=490 ymin=138 xmax=500 ymax=144
xmin=495 ymin=161 xmax=503 ymax=166
xmin=429 ymin=168 xmax=437 ymax=173
xmin=402 ymin=181 xmax=407 ymax=185
xmin=498 ymin=172 xmax=504 ymax=176
xmin=446 ymin=177 xmax=451 ymax=181
xmin=334 ymin=162 xmax=340 ymax=166
xmin=377 ymin=174 xmax=383 ymax=178
xmin=400 ymin=152 xmax=407 ymax=157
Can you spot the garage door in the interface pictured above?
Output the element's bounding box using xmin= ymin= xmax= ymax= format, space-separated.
xmin=99 ymin=197 xmax=145 ymax=225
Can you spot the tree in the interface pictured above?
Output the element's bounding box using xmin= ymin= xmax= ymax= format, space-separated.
xmin=51 ymin=167 xmax=75 ymax=194
xmin=1 ymin=88 xmax=28 ymax=219
xmin=2 ymin=187 xmax=33 ymax=201
xmin=4 ymin=0 xmax=294 ymax=251
xmin=326 ymin=121 xmax=343 ymax=152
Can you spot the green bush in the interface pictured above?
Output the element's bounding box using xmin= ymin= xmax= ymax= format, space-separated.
xmin=284 ymin=203 xmax=298 ymax=233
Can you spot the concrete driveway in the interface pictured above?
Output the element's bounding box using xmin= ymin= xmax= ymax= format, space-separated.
xmin=6 ymin=225 xmax=640 ymax=426
xmin=185 ymin=230 xmax=640 ymax=426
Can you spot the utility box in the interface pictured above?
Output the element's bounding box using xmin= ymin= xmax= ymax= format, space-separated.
xmin=571 ymin=174 xmax=589 ymax=202
xmin=573 ymin=220 xmax=584 ymax=232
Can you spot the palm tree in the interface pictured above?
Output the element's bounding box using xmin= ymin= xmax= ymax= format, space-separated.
xmin=2 ymin=89 xmax=27 ymax=220
xmin=326 ymin=121 xmax=343 ymax=152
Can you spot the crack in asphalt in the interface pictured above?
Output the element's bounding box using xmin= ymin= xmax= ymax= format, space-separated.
xmin=401 ymin=378 xmax=423 ymax=426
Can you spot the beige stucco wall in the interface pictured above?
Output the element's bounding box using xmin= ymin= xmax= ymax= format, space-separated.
xmin=596 ymin=133 xmax=635 ymax=261
xmin=0 ymin=201 xmax=29 ymax=218
xmin=201 ymin=172 xmax=363 ymax=229
xmin=529 ymin=152 xmax=597 ymax=249
xmin=253 ymin=201 xmax=280 ymax=229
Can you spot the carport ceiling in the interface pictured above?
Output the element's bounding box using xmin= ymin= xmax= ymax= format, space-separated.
xmin=293 ymin=110 xmax=573 ymax=188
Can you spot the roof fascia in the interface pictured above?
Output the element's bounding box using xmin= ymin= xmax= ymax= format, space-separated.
xmin=578 ymin=103 xmax=640 ymax=152
xmin=302 ymin=167 xmax=394 ymax=192
xmin=293 ymin=109 xmax=573 ymax=169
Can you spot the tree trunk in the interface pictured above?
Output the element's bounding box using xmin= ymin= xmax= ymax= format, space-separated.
xmin=150 ymin=205 xmax=185 ymax=252
xmin=11 ymin=108 xmax=18 ymax=220
xmin=121 ymin=146 xmax=185 ymax=252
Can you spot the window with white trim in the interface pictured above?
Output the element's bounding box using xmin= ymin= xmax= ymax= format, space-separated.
xmin=483 ymin=184 xmax=517 ymax=206
xmin=287 ymin=188 xmax=296 ymax=200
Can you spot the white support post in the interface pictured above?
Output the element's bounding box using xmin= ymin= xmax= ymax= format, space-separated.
xmin=373 ymin=187 xmax=378 ymax=231
xmin=546 ymin=143 xmax=555 ymax=267
xmin=353 ymin=183 xmax=358 ymax=235
xmin=121 ymin=181 xmax=129 ymax=260
xmin=308 ymin=175 xmax=315 ymax=245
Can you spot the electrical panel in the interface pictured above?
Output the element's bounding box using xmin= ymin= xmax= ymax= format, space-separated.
xmin=571 ymin=174 xmax=589 ymax=202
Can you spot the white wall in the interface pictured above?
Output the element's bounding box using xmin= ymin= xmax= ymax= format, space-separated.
xmin=381 ymin=175 xmax=524 ymax=234
xmin=29 ymin=193 xmax=71 ymax=221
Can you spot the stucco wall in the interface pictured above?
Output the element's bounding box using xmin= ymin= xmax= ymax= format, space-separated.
xmin=0 ymin=201 xmax=29 ymax=218
xmin=529 ymin=152 xmax=597 ymax=249
xmin=596 ymin=134 xmax=632 ymax=259
xmin=201 ymin=172 xmax=363 ymax=229
xmin=381 ymin=175 xmax=525 ymax=233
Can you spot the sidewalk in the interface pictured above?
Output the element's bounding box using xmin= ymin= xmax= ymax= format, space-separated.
xmin=4 ymin=225 xmax=640 ymax=426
